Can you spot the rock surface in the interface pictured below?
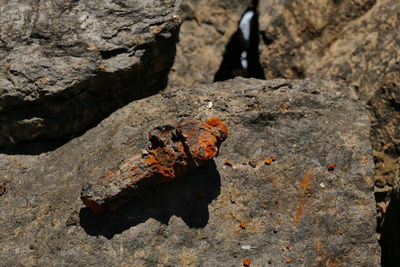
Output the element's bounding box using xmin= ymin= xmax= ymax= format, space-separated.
xmin=258 ymin=0 xmax=400 ymax=188
xmin=0 ymin=0 xmax=182 ymax=147
xmin=0 ymin=78 xmax=379 ymax=266
xmin=167 ymin=0 xmax=252 ymax=88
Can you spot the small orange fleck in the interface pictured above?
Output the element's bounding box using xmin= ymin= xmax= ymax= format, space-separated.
xmin=327 ymin=164 xmax=335 ymax=171
xmin=264 ymin=159 xmax=272 ymax=165
xmin=261 ymin=199 xmax=268 ymax=209
xmin=286 ymin=245 xmax=292 ymax=250
xmin=339 ymin=231 xmax=344 ymax=235
xmin=239 ymin=223 xmax=247 ymax=229
xmin=285 ymin=258 xmax=292 ymax=263
xmin=224 ymin=160 xmax=233 ymax=167
xmin=271 ymin=157 xmax=277 ymax=161
xmin=243 ymin=258 xmax=251 ymax=266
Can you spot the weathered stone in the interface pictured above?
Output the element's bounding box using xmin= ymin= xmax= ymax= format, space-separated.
xmin=167 ymin=0 xmax=252 ymax=88
xmin=81 ymin=118 xmax=228 ymax=214
xmin=0 ymin=0 xmax=182 ymax=147
xmin=258 ymin=0 xmax=400 ymax=188
xmin=0 ymin=78 xmax=379 ymax=265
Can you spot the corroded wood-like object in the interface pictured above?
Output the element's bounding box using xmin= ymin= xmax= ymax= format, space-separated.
xmin=81 ymin=118 xmax=228 ymax=214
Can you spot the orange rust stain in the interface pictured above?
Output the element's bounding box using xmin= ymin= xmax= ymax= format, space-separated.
xmin=300 ymin=171 xmax=314 ymax=192
xmin=295 ymin=198 xmax=304 ymax=226
xmin=295 ymin=171 xmax=314 ymax=226
xmin=239 ymin=223 xmax=247 ymax=229
xmin=206 ymin=117 xmax=229 ymax=136
xmin=316 ymin=240 xmax=321 ymax=253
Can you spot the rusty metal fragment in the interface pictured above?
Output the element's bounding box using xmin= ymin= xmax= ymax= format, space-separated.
xmin=81 ymin=117 xmax=228 ymax=214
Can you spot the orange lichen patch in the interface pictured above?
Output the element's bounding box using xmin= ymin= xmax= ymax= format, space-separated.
xmin=295 ymin=171 xmax=314 ymax=226
xmin=300 ymin=171 xmax=314 ymax=192
xmin=239 ymin=223 xmax=247 ymax=229
xmin=316 ymin=240 xmax=321 ymax=253
xmin=285 ymin=258 xmax=293 ymax=263
xmin=0 ymin=182 xmax=6 ymax=196
xmin=243 ymin=258 xmax=251 ymax=266
xmin=224 ymin=160 xmax=233 ymax=166
xmin=264 ymin=159 xmax=272 ymax=165
xmin=327 ymin=164 xmax=335 ymax=171
xmin=295 ymin=198 xmax=304 ymax=226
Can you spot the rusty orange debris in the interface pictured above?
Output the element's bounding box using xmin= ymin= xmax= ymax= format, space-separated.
xmin=81 ymin=118 xmax=228 ymax=214
xmin=327 ymin=164 xmax=335 ymax=171
xmin=264 ymin=159 xmax=272 ymax=165
xmin=243 ymin=258 xmax=251 ymax=266
xmin=239 ymin=223 xmax=247 ymax=229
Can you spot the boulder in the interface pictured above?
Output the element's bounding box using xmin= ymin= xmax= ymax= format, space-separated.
xmin=0 ymin=78 xmax=379 ymax=266
xmin=0 ymin=0 xmax=182 ymax=147
xmin=167 ymin=0 xmax=252 ymax=88
xmin=258 ymin=0 xmax=400 ymax=188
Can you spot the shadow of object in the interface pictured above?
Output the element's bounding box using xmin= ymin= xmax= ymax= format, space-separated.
xmin=379 ymin=189 xmax=400 ymax=266
xmin=79 ymin=161 xmax=221 ymax=239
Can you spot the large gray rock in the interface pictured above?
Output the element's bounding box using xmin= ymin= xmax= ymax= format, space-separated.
xmin=0 ymin=78 xmax=379 ymax=266
xmin=258 ymin=0 xmax=400 ymax=188
xmin=0 ymin=0 xmax=182 ymax=147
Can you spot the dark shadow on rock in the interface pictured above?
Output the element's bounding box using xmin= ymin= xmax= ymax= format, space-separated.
xmin=379 ymin=188 xmax=400 ymax=266
xmin=214 ymin=0 xmax=265 ymax=82
xmin=79 ymin=160 xmax=221 ymax=239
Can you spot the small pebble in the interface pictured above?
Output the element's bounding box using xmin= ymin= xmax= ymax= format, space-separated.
xmin=241 ymin=245 xmax=252 ymax=250
xmin=243 ymin=258 xmax=251 ymax=266
xmin=207 ymin=101 xmax=213 ymax=109
xmin=249 ymin=160 xmax=257 ymax=168
xmin=319 ymin=183 xmax=326 ymax=188
xmin=327 ymin=164 xmax=335 ymax=171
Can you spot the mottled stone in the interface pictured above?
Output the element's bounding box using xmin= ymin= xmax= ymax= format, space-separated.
xmin=0 ymin=78 xmax=379 ymax=266
xmin=167 ymin=0 xmax=252 ymax=88
xmin=258 ymin=0 xmax=400 ymax=188
xmin=0 ymin=0 xmax=182 ymax=147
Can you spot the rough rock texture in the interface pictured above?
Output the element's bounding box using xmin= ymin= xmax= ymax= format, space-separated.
xmin=167 ymin=0 xmax=252 ymax=88
xmin=81 ymin=118 xmax=228 ymax=214
xmin=258 ymin=0 xmax=400 ymax=189
xmin=0 ymin=78 xmax=379 ymax=266
xmin=0 ymin=0 xmax=182 ymax=147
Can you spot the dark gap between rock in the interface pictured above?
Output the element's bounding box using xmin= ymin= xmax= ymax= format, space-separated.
xmin=214 ymin=0 xmax=265 ymax=82
xmin=79 ymin=161 xmax=221 ymax=239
